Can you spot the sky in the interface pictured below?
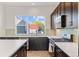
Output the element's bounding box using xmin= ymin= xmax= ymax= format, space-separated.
xmin=16 ymin=16 xmax=46 ymax=24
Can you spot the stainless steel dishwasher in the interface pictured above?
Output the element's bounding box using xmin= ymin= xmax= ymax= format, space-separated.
xmin=49 ymin=38 xmax=55 ymax=53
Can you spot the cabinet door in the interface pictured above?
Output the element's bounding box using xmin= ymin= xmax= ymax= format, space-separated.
xmin=12 ymin=43 xmax=27 ymax=57
xmin=60 ymin=2 xmax=65 ymax=15
xmin=54 ymin=45 xmax=69 ymax=57
xmin=29 ymin=37 xmax=49 ymax=50
xmin=54 ymin=9 xmax=60 ymax=29
xmin=51 ymin=4 xmax=60 ymax=29
xmin=64 ymin=2 xmax=72 ymax=28
xmin=51 ymin=14 xmax=55 ymax=29
xmin=72 ymin=2 xmax=78 ymax=28
xmin=57 ymin=4 xmax=61 ymax=17
xmin=15 ymin=46 xmax=27 ymax=57
xmin=51 ymin=10 xmax=57 ymax=29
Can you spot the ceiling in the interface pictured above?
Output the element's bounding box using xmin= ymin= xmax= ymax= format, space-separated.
xmin=0 ymin=2 xmax=59 ymax=7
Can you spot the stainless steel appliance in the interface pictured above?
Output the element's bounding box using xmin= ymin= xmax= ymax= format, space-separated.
xmin=49 ymin=38 xmax=55 ymax=52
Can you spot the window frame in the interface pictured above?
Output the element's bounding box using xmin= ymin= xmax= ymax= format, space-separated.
xmin=15 ymin=16 xmax=46 ymax=35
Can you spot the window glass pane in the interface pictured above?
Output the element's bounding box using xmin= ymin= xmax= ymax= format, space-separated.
xmin=17 ymin=26 xmax=26 ymax=34
xmin=16 ymin=16 xmax=46 ymax=35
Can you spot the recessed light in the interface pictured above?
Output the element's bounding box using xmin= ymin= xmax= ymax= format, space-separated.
xmin=32 ymin=3 xmax=35 ymax=5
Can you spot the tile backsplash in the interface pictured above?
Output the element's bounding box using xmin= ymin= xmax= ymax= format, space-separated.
xmin=56 ymin=29 xmax=78 ymax=43
xmin=4 ymin=29 xmax=56 ymax=37
xmin=5 ymin=29 xmax=15 ymax=36
xmin=3 ymin=28 xmax=78 ymax=43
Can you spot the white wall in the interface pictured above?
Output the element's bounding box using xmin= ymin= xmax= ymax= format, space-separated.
xmin=3 ymin=6 xmax=57 ymax=36
xmin=5 ymin=6 xmax=52 ymax=29
xmin=0 ymin=5 xmax=5 ymax=36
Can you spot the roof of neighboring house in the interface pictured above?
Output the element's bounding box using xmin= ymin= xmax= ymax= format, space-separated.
xmin=17 ymin=20 xmax=26 ymax=26
xmin=29 ymin=23 xmax=39 ymax=29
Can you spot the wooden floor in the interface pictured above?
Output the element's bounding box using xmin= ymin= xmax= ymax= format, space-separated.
xmin=27 ymin=51 xmax=51 ymax=57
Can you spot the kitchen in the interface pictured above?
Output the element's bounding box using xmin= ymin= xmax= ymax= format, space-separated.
xmin=0 ymin=2 xmax=78 ymax=57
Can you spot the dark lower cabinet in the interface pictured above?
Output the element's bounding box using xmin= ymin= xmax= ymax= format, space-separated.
xmin=54 ymin=45 xmax=69 ymax=57
xmin=11 ymin=42 xmax=27 ymax=57
xmin=15 ymin=46 xmax=27 ymax=57
xmin=29 ymin=37 xmax=49 ymax=50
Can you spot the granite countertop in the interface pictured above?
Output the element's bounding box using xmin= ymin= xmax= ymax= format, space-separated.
xmin=0 ymin=36 xmax=55 ymax=39
xmin=55 ymin=42 xmax=78 ymax=57
xmin=0 ymin=40 xmax=27 ymax=57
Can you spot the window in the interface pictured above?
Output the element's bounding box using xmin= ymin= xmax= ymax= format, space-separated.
xmin=15 ymin=16 xmax=46 ymax=35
